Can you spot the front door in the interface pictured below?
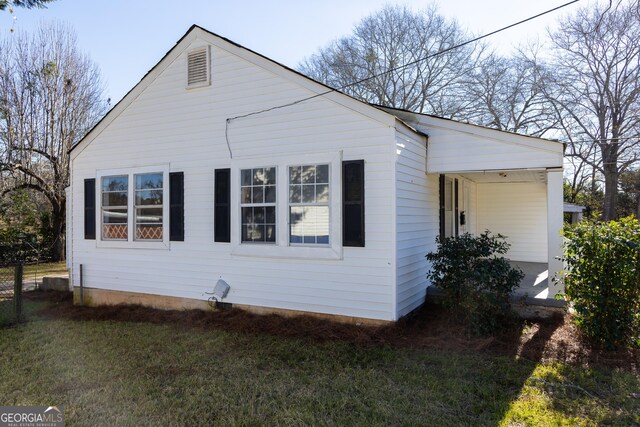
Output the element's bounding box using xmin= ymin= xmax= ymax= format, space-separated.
xmin=440 ymin=175 xmax=458 ymax=239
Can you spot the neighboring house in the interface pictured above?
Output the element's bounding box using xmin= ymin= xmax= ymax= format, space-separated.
xmin=67 ymin=25 xmax=564 ymax=323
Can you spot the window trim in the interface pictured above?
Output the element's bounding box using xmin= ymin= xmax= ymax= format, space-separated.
xmin=96 ymin=165 xmax=170 ymax=250
xmin=229 ymin=152 xmax=342 ymax=260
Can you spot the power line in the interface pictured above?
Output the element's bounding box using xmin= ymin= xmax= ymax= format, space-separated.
xmin=225 ymin=0 xmax=581 ymax=130
xmin=565 ymin=136 xmax=640 ymax=144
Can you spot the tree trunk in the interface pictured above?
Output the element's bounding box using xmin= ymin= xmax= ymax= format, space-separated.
xmin=50 ymin=205 xmax=65 ymax=262
xmin=602 ymin=158 xmax=619 ymax=221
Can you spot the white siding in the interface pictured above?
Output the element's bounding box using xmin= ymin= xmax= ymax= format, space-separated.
xmin=71 ymin=32 xmax=397 ymax=321
xmin=381 ymin=108 xmax=564 ymax=173
xmin=395 ymin=127 xmax=435 ymax=318
xmin=425 ymin=125 xmax=563 ymax=172
xmin=477 ymin=182 xmax=547 ymax=262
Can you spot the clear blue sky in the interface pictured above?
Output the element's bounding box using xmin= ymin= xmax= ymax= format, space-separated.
xmin=3 ymin=0 xmax=578 ymax=104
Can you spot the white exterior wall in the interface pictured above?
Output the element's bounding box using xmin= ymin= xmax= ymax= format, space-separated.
xmin=477 ymin=182 xmax=548 ymax=262
xmin=394 ymin=127 xmax=435 ymax=318
xmin=70 ymin=31 xmax=398 ymax=321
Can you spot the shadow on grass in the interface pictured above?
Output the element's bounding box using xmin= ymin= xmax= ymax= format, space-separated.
xmin=0 ymin=299 xmax=16 ymax=327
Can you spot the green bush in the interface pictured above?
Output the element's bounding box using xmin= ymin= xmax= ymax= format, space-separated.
xmin=561 ymin=217 xmax=640 ymax=348
xmin=0 ymin=190 xmax=50 ymax=263
xmin=426 ymin=231 xmax=524 ymax=335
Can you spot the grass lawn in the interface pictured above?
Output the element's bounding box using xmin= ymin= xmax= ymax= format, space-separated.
xmin=0 ymin=295 xmax=638 ymax=426
xmin=23 ymin=261 xmax=68 ymax=278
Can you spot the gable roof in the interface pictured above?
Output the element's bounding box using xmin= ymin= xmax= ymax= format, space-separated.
xmin=71 ymin=24 xmax=562 ymax=159
xmin=375 ymin=104 xmax=564 ymax=149
xmin=70 ymin=25 xmax=418 ymax=158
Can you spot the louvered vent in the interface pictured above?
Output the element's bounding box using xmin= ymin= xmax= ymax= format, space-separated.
xmin=187 ymin=47 xmax=210 ymax=87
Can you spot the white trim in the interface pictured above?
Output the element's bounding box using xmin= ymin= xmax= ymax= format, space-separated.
xmin=547 ymin=169 xmax=564 ymax=297
xmin=95 ymin=165 xmax=170 ymax=250
xmin=230 ymin=151 xmax=343 ymax=260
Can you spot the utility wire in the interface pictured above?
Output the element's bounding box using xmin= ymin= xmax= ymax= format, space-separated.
xmin=563 ymin=136 xmax=640 ymax=144
xmin=225 ymin=0 xmax=581 ymax=130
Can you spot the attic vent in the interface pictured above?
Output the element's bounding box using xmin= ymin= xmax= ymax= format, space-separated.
xmin=187 ymin=47 xmax=210 ymax=88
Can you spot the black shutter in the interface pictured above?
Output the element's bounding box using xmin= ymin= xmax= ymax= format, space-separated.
xmin=84 ymin=178 xmax=96 ymax=240
xmin=169 ymin=172 xmax=184 ymax=241
xmin=439 ymin=174 xmax=445 ymax=240
xmin=342 ymin=160 xmax=365 ymax=247
xmin=214 ymin=169 xmax=231 ymax=243
xmin=454 ymin=178 xmax=459 ymax=237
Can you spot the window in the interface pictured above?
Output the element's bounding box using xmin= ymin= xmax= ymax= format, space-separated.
xmin=135 ymin=173 xmax=163 ymax=241
xmin=97 ymin=167 xmax=169 ymax=247
xmin=101 ymin=175 xmax=128 ymax=240
xmin=289 ymin=164 xmax=330 ymax=245
xmin=230 ymin=154 xmax=343 ymax=259
xmin=240 ymin=167 xmax=276 ymax=243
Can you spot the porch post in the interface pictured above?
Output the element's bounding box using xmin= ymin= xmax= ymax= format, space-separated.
xmin=546 ymin=168 xmax=564 ymax=297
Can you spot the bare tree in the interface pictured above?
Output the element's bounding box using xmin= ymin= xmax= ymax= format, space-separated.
xmin=299 ymin=4 xmax=483 ymax=117
xmin=0 ymin=22 xmax=107 ymax=260
xmin=0 ymin=0 xmax=55 ymax=10
xmin=547 ymin=0 xmax=640 ymax=220
xmin=462 ymin=47 xmax=558 ymax=137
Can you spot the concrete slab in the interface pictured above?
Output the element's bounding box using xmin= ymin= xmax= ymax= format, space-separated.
xmin=511 ymin=261 xmax=549 ymax=299
xmin=41 ymin=276 xmax=70 ymax=292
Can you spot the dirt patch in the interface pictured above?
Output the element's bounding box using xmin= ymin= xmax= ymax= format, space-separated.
xmin=27 ymin=290 xmax=640 ymax=372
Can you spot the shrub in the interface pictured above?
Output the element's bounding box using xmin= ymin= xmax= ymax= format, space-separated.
xmin=561 ymin=217 xmax=640 ymax=348
xmin=426 ymin=231 xmax=524 ymax=335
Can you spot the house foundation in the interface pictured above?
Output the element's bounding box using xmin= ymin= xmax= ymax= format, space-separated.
xmin=72 ymin=287 xmax=391 ymax=326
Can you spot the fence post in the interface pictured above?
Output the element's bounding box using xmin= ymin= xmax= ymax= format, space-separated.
xmin=79 ymin=264 xmax=84 ymax=306
xmin=14 ymin=263 xmax=23 ymax=322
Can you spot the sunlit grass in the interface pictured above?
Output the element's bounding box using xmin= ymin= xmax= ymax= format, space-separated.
xmin=23 ymin=261 xmax=67 ymax=277
xmin=500 ymin=363 xmax=639 ymax=426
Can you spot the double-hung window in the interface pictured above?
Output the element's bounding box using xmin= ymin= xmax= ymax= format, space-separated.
xmin=240 ymin=167 xmax=276 ymax=243
xmin=231 ymin=154 xmax=344 ymax=259
xmin=101 ymin=175 xmax=128 ymax=240
xmin=289 ymin=164 xmax=330 ymax=245
xmin=134 ymin=173 xmax=163 ymax=240
xmin=98 ymin=167 xmax=167 ymax=246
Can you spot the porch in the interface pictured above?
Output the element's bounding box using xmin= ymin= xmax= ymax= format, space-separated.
xmin=435 ymin=168 xmax=564 ymax=299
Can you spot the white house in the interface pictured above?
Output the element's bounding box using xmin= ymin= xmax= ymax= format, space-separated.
xmin=67 ymin=25 xmax=564 ymax=323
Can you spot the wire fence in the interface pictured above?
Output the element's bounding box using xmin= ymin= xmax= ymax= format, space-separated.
xmin=0 ymin=263 xmax=23 ymax=327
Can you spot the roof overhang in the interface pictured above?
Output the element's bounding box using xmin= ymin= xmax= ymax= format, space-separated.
xmin=377 ymin=105 xmax=564 ymax=173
